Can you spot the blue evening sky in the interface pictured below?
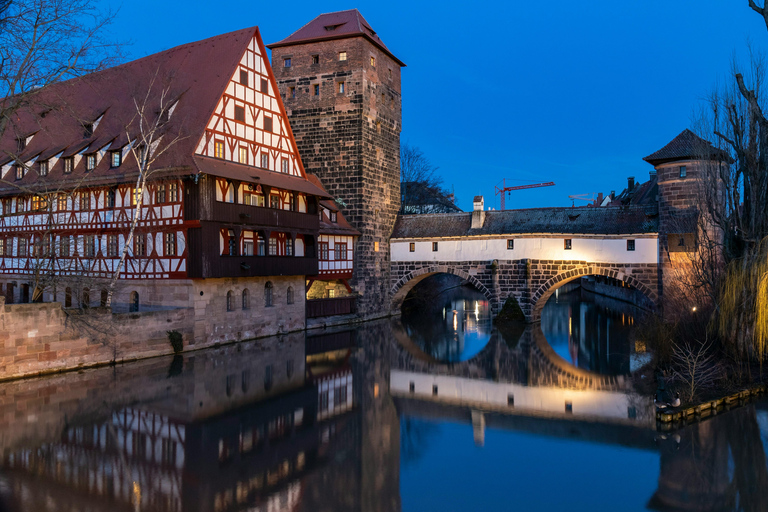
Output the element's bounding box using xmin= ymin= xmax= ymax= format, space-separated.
xmin=103 ymin=1 xmax=766 ymax=210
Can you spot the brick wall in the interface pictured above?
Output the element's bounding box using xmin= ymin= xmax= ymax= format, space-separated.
xmin=272 ymin=37 xmax=402 ymax=318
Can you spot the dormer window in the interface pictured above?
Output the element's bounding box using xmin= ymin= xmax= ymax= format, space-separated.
xmin=330 ymin=211 xmax=337 ymax=223
xmin=39 ymin=160 xmax=48 ymax=176
xmin=16 ymin=138 xmax=26 ymax=152
xmin=15 ymin=165 xmax=24 ymax=180
xmin=111 ymin=151 xmax=121 ymax=168
xmin=85 ymin=154 xmax=96 ymax=171
xmin=83 ymin=123 xmax=94 ymax=138
xmin=63 ymin=158 xmax=73 ymax=174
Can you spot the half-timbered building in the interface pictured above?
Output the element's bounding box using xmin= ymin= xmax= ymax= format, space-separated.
xmin=0 ymin=27 xmax=329 ymax=341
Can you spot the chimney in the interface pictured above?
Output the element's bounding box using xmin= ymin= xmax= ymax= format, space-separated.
xmin=471 ymin=195 xmax=486 ymax=229
xmin=597 ymin=192 xmax=604 ymax=206
xmin=628 ymin=176 xmax=635 ymax=191
xmin=610 ymin=190 xmax=616 ymax=200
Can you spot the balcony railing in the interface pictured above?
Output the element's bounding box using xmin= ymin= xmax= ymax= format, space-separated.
xmin=203 ymin=255 xmax=318 ymax=278
xmin=306 ymin=296 xmax=357 ymax=318
xmin=208 ymin=202 xmax=319 ymax=231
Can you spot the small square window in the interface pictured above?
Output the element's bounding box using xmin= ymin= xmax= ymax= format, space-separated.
xmin=260 ymin=78 xmax=269 ymax=94
xmin=289 ymin=86 xmax=296 ymax=99
xmin=338 ymin=82 xmax=345 ymax=94
xmin=338 ymin=51 xmax=347 ymax=61
xmin=313 ymin=84 xmax=320 ymax=96
xmin=409 ymin=242 xmax=415 ymax=252
xmin=370 ymin=56 xmax=375 ymax=67
xmin=239 ymin=69 xmax=248 ymax=86
xmin=564 ymin=239 xmax=572 ymax=250
xmin=263 ymin=116 xmax=273 ymax=132
xmin=627 ymin=239 xmax=635 ymax=251
xmin=234 ymin=105 xmax=245 ymax=123
xmin=312 ymin=54 xmax=319 ymax=64
xmin=432 ymin=242 xmax=438 ymax=252
xmin=679 ymin=165 xmax=687 ymax=178
xmin=283 ymin=57 xmax=291 ymax=68
xmin=507 ymin=239 xmax=514 ymax=250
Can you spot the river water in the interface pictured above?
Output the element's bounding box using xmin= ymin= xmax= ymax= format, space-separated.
xmin=0 ymin=284 xmax=767 ymax=511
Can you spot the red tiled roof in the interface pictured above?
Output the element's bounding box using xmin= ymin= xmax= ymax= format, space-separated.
xmin=267 ymin=9 xmax=405 ymax=67
xmin=0 ymin=26 xmax=258 ymax=193
xmin=643 ymin=129 xmax=728 ymax=166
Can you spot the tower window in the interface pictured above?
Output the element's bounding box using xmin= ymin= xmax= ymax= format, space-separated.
xmin=627 ymin=239 xmax=635 ymax=251
xmin=338 ymin=82 xmax=345 ymax=94
xmin=564 ymin=239 xmax=572 ymax=250
xmin=679 ymin=165 xmax=687 ymax=178
xmin=370 ymin=56 xmax=376 ymax=67
xmin=312 ymin=54 xmax=319 ymax=64
xmin=239 ymin=69 xmax=248 ymax=86
xmin=234 ymin=105 xmax=245 ymax=122
xmin=283 ymin=57 xmax=291 ymax=68
xmin=313 ymin=84 xmax=319 ymax=96
xmin=389 ymin=69 xmax=392 ymax=79
xmin=338 ymin=51 xmax=347 ymax=61
xmin=289 ymin=86 xmax=296 ymax=99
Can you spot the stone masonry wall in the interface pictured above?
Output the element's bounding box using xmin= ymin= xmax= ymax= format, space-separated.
xmin=272 ymin=37 xmax=402 ymax=318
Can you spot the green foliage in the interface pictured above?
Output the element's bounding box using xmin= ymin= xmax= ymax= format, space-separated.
xmin=167 ymin=330 xmax=183 ymax=353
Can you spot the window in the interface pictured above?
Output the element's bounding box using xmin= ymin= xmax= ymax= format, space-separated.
xmin=319 ymin=242 xmax=329 ymax=260
xmin=156 ymin=184 xmax=166 ymax=204
xmin=132 ymin=187 xmax=142 ymax=206
xmin=328 ymin=289 xmax=335 ymax=299
xmin=678 ymin=236 xmax=685 ymax=247
xmin=286 ymin=237 xmax=294 ymax=256
xmin=39 ymin=160 xmax=48 ymax=176
xmin=84 ymin=235 xmax=95 ymax=258
xmin=409 ymin=242 xmax=415 ymax=252
xmin=16 ymin=137 xmax=26 ymax=152
xmin=287 ymin=286 xmax=294 ymax=305
xmin=389 ymin=68 xmax=392 ymax=79
xmin=679 ymin=165 xmax=687 ymax=178
xmin=239 ymin=147 xmax=248 ymax=164
xmin=338 ymin=82 xmax=345 ymax=94
xmin=63 ymin=158 xmax=73 ymax=174
xmin=239 ymin=69 xmax=248 ymax=86
xmin=85 ymin=154 xmax=96 ymax=171
xmin=257 ymin=234 xmax=265 ymax=256
xmin=227 ymin=229 xmax=236 ymax=256
xmin=311 ymin=54 xmax=319 ymax=64
xmin=111 ymin=151 xmax=121 ymax=168
xmin=165 ymin=232 xmax=176 ymax=256
xmin=289 ymin=86 xmax=296 ymax=99
xmin=134 ymin=234 xmax=146 ymax=257
xmin=16 ymin=197 xmax=25 ymax=213
xmin=338 ymin=51 xmax=347 ymax=61
xmin=374 ymin=241 xmax=380 ymax=252
xmin=243 ymin=235 xmax=254 ymax=256
xmin=226 ymin=290 xmax=234 ymax=312
xmin=57 ymin=193 xmax=67 ymax=211
xmin=330 ymin=211 xmax=337 ymax=222
xmin=283 ymin=57 xmax=291 ymax=68
xmin=261 ymin=153 xmax=269 ymax=169
xmin=268 ymin=237 xmax=277 ymax=256
xmin=214 ymin=140 xmax=225 ymax=159
xmin=288 ymin=193 xmax=296 ymax=211
xmin=106 ymin=189 xmax=116 ymax=208
xmin=101 ymin=289 xmax=108 ymax=307
xmin=0 ymin=239 xmax=3 ymax=256
xmin=31 ymin=195 xmax=46 ymax=211
xmin=129 ymin=291 xmax=139 ymax=312
xmin=270 ymin=195 xmax=280 ymax=209
xmin=107 ymin=235 xmax=118 ymax=257
xmin=281 ymin=158 xmax=289 ymax=173
xmin=264 ymin=282 xmax=273 ymax=307
xmin=18 ymin=238 xmax=27 ymax=257
xmin=335 ymin=243 xmax=347 ymax=261
xmin=83 ymin=123 xmax=94 ymax=138
xmin=263 ymin=116 xmax=273 ymax=132
xmin=507 ymin=239 xmax=514 ymax=250
xmin=313 ymin=84 xmax=320 ymax=96
xmin=168 ymin=183 xmax=178 ymax=202
xmin=80 ymin=191 xmax=90 ymax=211
xmin=432 ymin=242 xmax=438 ymax=252
xmin=15 ymin=165 xmax=23 ymax=180
xmin=370 ymin=56 xmax=376 ymax=67
xmin=59 ymin=236 xmax=70 ymax=257
xmin=234 ymin=105 xmax=245 ymax=122
xmin=564 ymin=239 xmax=572 ymax=250
xmin=242 ymin=289 xmax=249 ymax=310
xmin=260 ymin=78 xmax=269 ymax=93
xmin=627 ymin=239 xmax=636 ymax=251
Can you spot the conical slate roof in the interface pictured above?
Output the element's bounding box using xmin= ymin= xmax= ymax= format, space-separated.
xmin=267 ymin=9 xmax=405 ymax=66
xmin=643 ymin=129 xmax=728 ymax=165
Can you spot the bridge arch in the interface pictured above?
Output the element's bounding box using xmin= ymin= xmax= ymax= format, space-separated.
xmin=390 ymin=265 xmax=497 ymax=314
xmin=530 ymin=264 xmax=658 ymax=322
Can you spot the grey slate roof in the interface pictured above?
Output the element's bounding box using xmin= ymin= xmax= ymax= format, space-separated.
xmin=643 ymin=129 xmax=728 ymax=165
xmin=391 ymin=206 xmax=658 ymax=238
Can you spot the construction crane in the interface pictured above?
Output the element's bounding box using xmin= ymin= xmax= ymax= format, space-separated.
xmin=568 ymin=193 xmax=597 ymax=207
xmin=495 ymin=179 xmax=555 ymax=210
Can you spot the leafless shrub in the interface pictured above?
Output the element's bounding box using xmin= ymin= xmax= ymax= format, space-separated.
xmin=671 ymin=339 xmax=723 ymax=402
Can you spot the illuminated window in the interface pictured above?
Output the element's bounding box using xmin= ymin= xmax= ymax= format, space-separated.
xmin=627 ymin=239 xmax=635 ymax=251
xmin=564 ymin=239 xmax=572 ymax=250
xmin=15 ymin=165 xmax=23 ymax=180
xmin=132 ymin=187 xmax=142 ymax=206
xmin=239 ymin=147 xmax=248 ymax=164
xmin=214 ymin=140 xmax=225 ymax=159
xmin=338 ymin=51 xmax=347 ymax=61
xmin=409 ymin=242 xmax=415 ymax=252
xmin=370 ymin=56 xmax=375 ymax=67
xmin=57 ymin=193 xmax=67 ymax=211
xmin=374 ymin=241 xmax=379 ymax=252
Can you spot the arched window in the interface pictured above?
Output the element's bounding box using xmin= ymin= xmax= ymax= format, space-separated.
xmin=226 ymin=290 xmax=234 ymax=312
xmin=287 ymin=286 xmax=294 ymax=305
xmin=65 ymin=287 xmax=72 ymax=308
xmin=264 ymin=281 xmax=273 ymax=307
xmin=242 ymin=289 xmax=249 ymax=310
xmin=82 ymin=288 xmax=90 ymax=309
xmin=129 ymin=291 xmax=139 ymax=312
xmin=100 ymin=289 xmax=108 ymax=307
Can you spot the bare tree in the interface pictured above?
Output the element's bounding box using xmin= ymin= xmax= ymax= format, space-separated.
xmin=400 ymin=142 xmax=458 ymax=214
xmin=672 ymin=339 xmax=723 ymax=402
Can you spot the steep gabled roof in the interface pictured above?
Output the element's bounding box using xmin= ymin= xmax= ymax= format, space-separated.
xmin=643 ymin=129 xmax=728 ymax=166
xmin=267 ymin=9 xmax=405 ymax=67
xmin=0 ymin=27 xmax=257 ymax=194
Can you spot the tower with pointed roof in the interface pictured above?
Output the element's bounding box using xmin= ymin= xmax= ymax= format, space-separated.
xmin=268 ymin=9 xmax=405 ymax=318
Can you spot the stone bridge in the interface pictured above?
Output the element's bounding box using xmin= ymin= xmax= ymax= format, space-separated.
xmin=389 ymin=204 xmax=661 ymax=321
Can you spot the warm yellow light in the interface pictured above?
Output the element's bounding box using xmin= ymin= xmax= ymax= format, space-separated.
xmin=692 ymin=306 xmax=697 ymax=312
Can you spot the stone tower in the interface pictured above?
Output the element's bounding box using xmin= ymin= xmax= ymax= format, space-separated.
xmin=643 ymin=129 xmax=726 ymax=315
xmin=268 ymin=10 xmax=404 ymax=318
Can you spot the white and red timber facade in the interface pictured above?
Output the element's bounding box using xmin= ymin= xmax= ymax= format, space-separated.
xmin=0 ymin=26 xmax=337 ymax=342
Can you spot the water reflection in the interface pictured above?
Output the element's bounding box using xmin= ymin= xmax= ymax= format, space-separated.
xmin=541 ymin=282 xmax=644 ymax=376
xmin=400 ymin=285 xmax=492 ymax=362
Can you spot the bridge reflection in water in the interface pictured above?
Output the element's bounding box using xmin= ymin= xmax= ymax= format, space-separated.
xmin=0 ymin=295 xmax=766 ymax=510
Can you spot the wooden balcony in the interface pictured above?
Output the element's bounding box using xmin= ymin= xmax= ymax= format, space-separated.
xmin=208 ymin=202 xmax=319 ymax=231
xmin=306 ymin=296 xmax=357 ymax=318
xmin=191 ymin=254 xmax=318 ymax=279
